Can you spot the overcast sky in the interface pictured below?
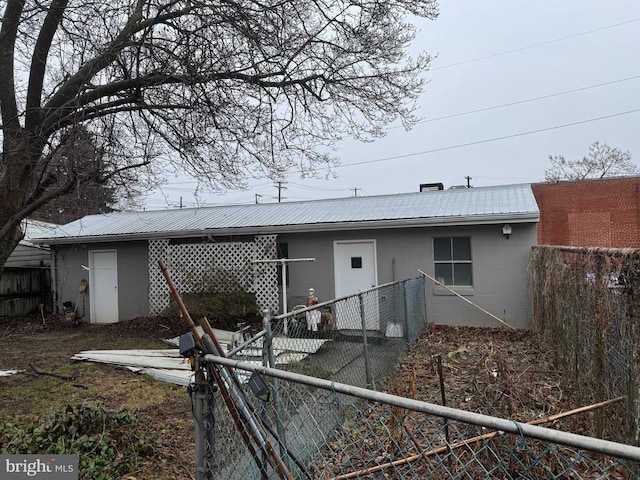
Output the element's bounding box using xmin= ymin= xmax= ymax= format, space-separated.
xmin=143 ymin=1 xmax=640 ymax=209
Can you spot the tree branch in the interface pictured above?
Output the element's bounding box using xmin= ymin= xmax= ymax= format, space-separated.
xmin=20 ymin=176 xmax=77 ymax=218
xmin=98 ymin=159 xmax=152 ymax=184
xmin=1 ymin=0 xmax=438 ymax=242
xmin=41 ymin=68 xmax=322 ymax=134
xmin=42 ymin=2 xmax=192 ymax=122
xmin=42 ymin=0 xmax=147 ymax=115
xmin=25 ymin=0 xmax=68 ymax=130
xmin=0 ymin=174 xmax=75 ymax=242
xmin=0 ymin=0 xmax=25 ymax=131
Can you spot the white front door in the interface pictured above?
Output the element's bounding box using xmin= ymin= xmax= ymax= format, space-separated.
xmin=89 ymin=250 xmax=119 ymax=324
xmin=333 ymin=240 xmax=379 ymax=330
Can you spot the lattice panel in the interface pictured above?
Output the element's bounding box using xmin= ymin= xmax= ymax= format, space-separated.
xmin=254 ymin=235 xmax=279 ymax=312
xmin=148 ymin=235 xmax=279 ymax=315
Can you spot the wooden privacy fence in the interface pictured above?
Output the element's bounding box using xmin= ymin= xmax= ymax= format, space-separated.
xmin=0 ymin=268 xmax=51 ymax=317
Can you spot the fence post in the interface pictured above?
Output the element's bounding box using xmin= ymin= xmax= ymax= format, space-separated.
xmin=193 ymin=353 xmax=214 ymax=480
xmin=402 ymin=279 xmax=410 ymax=343
xmin=359 ymin=293 xmax=374 ymax=389
xmin=262 ymin=309 xmax=290 ymax=466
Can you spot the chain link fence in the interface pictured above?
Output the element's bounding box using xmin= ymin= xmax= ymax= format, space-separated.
xmin=529 ymin=245 xmax=640 ymax=445
xmin=157 ymin=257 xmax=640 ymax=479
xmin=266 ymin=277 xmax=427 ymax=389
xmin=176 ymin=275 xmax=640 ymax=479
xmin=199 ymin=355 xmax=640 ymax=480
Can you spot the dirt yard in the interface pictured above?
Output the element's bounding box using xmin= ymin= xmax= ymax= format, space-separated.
xmin=0 ymin=315 xmax=594 ymax=479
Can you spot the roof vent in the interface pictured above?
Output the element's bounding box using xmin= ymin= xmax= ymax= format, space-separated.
xmin=419 ymin=183 xmax=444 ymax=192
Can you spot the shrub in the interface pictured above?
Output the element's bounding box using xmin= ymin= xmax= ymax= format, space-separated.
xmin=0 ymin=403 xmax=155 ymax=480
xmin=162 ymin=290 xmax=260 ymax=330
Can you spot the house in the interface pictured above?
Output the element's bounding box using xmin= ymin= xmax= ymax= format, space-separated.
xmin=1 ymin=220 xmax=57 ymax=316
xmin=6 ymin=220 xmax=56 ymax=269
xmin=531 ymin=176 xmax=640 ymax=248
xmin=32 ymin=183 xmax=539 ymax=328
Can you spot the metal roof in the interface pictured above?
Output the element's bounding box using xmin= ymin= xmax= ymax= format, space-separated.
xmin=20 ymin=219 xmax=58 ymax=247
xmin=33 ymin=184 xmax=539 ymax=244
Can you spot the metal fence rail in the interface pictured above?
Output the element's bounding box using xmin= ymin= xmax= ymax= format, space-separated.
xmin=203 ymin=356 xmax=640 ymax=480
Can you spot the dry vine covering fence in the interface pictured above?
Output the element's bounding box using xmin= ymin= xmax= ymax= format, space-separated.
xmin=529 ymin=245 xmax=640 ymax=445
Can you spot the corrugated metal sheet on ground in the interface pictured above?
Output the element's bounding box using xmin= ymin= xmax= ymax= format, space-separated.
xmin=71 ymin=331 xmax=329 ymax=386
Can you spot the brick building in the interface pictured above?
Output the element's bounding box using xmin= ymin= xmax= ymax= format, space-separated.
xmin=531 ymin=177 xmax=640 ymax=248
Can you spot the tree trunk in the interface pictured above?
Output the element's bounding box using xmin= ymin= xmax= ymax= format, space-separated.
xmin=0 ymin=222 xmax=24 ymax=277
xmin=0 ymin=129 xmax=44 ymax=275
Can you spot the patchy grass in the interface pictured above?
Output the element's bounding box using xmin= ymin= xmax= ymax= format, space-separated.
xmin=0 ymin=315 xmax=193 ymax=480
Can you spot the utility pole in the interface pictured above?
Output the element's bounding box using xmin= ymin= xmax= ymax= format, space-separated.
xmin=255 ymin=194 xmax=262 ymax=204
xmin=274 ymin=181 xmax=287 ymax=202
xmin=351 ymin=187 xmax=361 ymax=197
xmin=465 ymin=176 xmax=472 ymax=188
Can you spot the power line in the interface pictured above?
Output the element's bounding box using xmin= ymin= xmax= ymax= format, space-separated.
xmin=403 ymin=74 xmax=640 ymax=127
xmin=287 ymin=181 xmax=352 ymax=192
xmin=139 ymin=181 xmax=274 ymax=203
xmin=331 ymin=107 xmax=640 ymax=170
xmin=146 ymin=107 xmax=640 ymax=205
xmin=430 ymin=17 xmax=640 ymax=71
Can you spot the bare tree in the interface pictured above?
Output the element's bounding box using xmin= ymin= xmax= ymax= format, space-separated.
xmin=545 ymin=141 xmax=637 ymax=182
xmin=0 ymin=0 xmax=439 ymax=273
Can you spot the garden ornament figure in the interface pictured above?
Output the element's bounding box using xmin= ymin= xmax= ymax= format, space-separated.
xmin=305 ymin=288 xmax=320 ymax=331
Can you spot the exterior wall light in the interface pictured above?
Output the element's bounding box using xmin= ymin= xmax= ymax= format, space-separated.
xmin=502 ymin=224 xmax=512 ymax=239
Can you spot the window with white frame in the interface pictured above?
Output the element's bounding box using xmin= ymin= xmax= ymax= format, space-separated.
xmin=433 ymin=237 xmax=473 ymax=286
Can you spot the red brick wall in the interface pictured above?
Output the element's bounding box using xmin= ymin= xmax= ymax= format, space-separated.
xmin=531 ymin=178 xmax=640 ymax=248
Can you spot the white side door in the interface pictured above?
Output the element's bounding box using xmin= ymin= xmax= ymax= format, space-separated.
xmin=333 ymin=240 xmax=379 ymax=330
xmin=89 ymin=250 xmax=119 ymax=324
